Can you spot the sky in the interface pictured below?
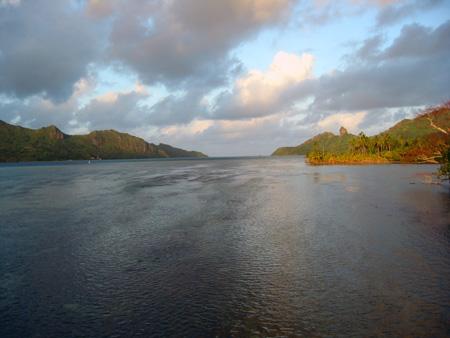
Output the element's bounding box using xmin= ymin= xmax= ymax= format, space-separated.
xmin=0 ymin=0 xmax=449 ymax=156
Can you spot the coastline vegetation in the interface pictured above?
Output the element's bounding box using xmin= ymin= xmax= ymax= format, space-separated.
xmin=307 ymin=129 xmax=446 ymax=165
xmin=439 ymin=148 xmax=450 ymax=179
xmin=274 ymin=102 xmax=450 ymax=170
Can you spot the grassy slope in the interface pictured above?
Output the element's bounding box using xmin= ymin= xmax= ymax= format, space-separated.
xmin=157 ymin=143 xmax=207 ymax=158
xmin=0 ymin=122 xmax=207 ymax=162
xmin=384 ymin=106 xmax=450 ymax=139
xmin=272 ymin=132 xmax=357 ymax=156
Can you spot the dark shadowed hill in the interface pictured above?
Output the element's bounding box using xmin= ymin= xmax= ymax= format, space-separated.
xmin=0 ymin=121 xmax=207 ymax=162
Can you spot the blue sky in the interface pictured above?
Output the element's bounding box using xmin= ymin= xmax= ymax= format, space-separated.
xmin=0 ymin=0 xmax=449 ymax=156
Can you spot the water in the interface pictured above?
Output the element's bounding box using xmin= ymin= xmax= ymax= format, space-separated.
xmin=0 ymin=157 xmax=449 ymax=337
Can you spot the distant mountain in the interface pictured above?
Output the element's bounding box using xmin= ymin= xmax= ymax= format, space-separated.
xmin=272 ymin=103 xmax=450 ymax=163
xmin=0 ymin=121 xmax=207 ymax=162
xmin=157 ymin=143 xmax=206 ymax=158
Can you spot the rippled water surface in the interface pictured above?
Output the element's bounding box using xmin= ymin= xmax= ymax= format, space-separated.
xmin=1 ymin=157 xmax=449 ymax=337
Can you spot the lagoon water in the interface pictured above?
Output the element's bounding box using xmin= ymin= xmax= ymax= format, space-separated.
xmin=0 ymin=157 xmax=449 ymax=337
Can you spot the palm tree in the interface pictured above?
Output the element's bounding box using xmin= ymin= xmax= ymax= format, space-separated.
xmin=379 ymin=133 xmax=391 ymax=152
xmin=372 ymin=135 xmax=381 ymax=155
xmin=350 ymin=137 xmax=359 ymax=154
xmin=358 ymin=132 xmax=369 ymax=154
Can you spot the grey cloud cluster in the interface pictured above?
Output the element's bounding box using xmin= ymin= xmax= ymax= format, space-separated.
xmin=0 ymin=84 xmax=150 ymax=133
xmin=0 ymin=0 xmax=294 ymax=104
xmin=382 ymin=21 xmax=450 ymax=59
xmin=203 ymin=19 xmax=450 ymax=125
xmin=147 ymin=90 xmax=206 ymax=126
xmin=0 ymin=0 xmax=103 ymax=102
xmin=376 ymin=0 xmax=443 ymax=27
xmin=307 ymin=20 xmax=450 ymax=114
xmin=0 ymin=0 xmax=294 ymax=127
xmin=0 ymin=93 xmax=78 ymax=130
xmin=107 ymin=0 xmax=294 ymax=88
xmin=75 ymin=90 xmax=148 ymax=131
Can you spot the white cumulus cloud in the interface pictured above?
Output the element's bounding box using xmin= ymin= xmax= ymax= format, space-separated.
xmin=317 ymin=111 xmax=367 ymax=133
xmin=236 ymin=52 xmax=314 ymax=107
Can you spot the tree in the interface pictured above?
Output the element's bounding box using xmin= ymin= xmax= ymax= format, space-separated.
xmin=419 ymin=101 xmax=450 ymax=180
xmin=439 ymin=148 xmax=450 ymax=179
xmin=358 ymin=132 xmax=369 ymax=154
xmin=350 ymin=137 xmax=359 ymax=154
xmin=379 ymin=133 xmax=392 ymax=152
xmin=372 ymin=135 xmax=382 ymax=155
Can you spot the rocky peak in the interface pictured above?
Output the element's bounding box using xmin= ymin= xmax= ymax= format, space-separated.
xmin=45 ymin=125 xmax=66 ymax=140
xmin=339 ymin=126 xmax=348 ymax=136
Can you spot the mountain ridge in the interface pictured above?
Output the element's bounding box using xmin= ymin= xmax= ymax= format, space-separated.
xmin=0 ymin=121 xmax=207 ymax=162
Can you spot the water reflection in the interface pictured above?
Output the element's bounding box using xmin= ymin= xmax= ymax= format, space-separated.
xmin=312 ymin=172 xmax=347 ymax=184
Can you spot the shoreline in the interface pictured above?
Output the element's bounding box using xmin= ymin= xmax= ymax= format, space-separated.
xmin=305 ymin=159 xmax=439 ymax=165
xmin=305 ymin=153 xmax=442 ymax=166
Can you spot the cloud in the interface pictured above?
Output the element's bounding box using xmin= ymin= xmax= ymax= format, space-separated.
xmin=107 ymin=0 xmax=295 ymax=87
xmin=145 ymin=88 xmax=209 ymax=126
xmin=145 ymin=18 xmax=449 ymax=144
xmin=0 ymin=78 xmax=90 ymax=130
xmin=236 ymin=52 xmax=314 ymax=106
xmin=297 ymin=0 xmax=443 ymax=29
xmin=131 ymin=51 xmax=314 ymax=127
xmin=315 ymin=0 xmax=398 ymax=7
xmin=382 ymin=21 xmax=450 ymax=59
xmin=0 ymin=0 xmax=295 ymax=103
xmin=86 ymin=0 xmax=120 ymax=18
xmin=297 ymin=0 xmax=399 ymax=27
xmin=74 ymin=83 xmax=150 ymax=131
xmin=0 ymin=78 xmax=149 ymax=133
xmin=153 ymin=113 xmax=303 ymax=156
xmin=0 ymin=0 xmax=20 ymax=7
xmin=0 ymin=0 xmax=103 ymax=102
xmin=317 ymin=111 xmax=367 ymax=133
xmin=352 ymin=35 xmax=385 ymax=62
xmin=305 ymin=20 xmax=450 ymax=113
xmin=211 ymin=52 xmax=314 ymax=120
xmin=160 ymin=120 xmax=214 ymax=138
xmin=376 ymin=0 xmax=443 ymax=27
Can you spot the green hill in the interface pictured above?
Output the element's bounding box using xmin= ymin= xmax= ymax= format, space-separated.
xmin=0 ymin=121 xmax=207 ymax=162
xmin=272 ymin=130 xmax=357 ymax=156
xmin=383 ymin=105 xmax=450 ymax=139
xmin=157 ymin=143 xmax=206 ymax=158
xmin=272 ymin=103 xmax=450 ymax=164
